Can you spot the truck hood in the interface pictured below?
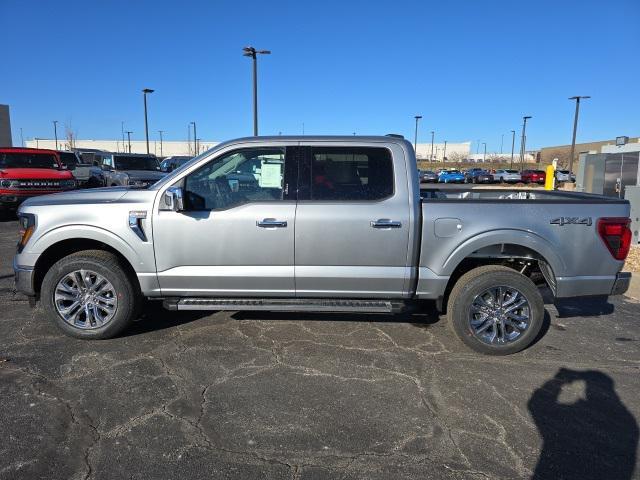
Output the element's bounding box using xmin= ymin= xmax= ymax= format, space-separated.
xmin=124 ymin=170 xmax=167 ymax=181
xmin=20 ymin=186 xmax=131 ymax=207
xmin=0 ymin=168 xmax=73 ymax=179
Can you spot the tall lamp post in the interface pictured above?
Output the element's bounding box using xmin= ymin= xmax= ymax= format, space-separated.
xmin=413 ymin=115 xmax=422 ymax=154
xmin=510 ymin=130 xmax=516 ymax=169
xmin=126 ymin=131 xmax=133 ymax=153
xmin=52 ymin=120 xmax=58 ymax=150
xmin=443 ymin=140 xmax=448 ymax=161
xmin=430 ymin=131 xmax=435 ymax=161
xmin=482 ymin=142 xmax=487 ymax=162
xmin=568 ymin=96 xmax=590 ymax=174
xmin=519 ymin=116 xmax=532 ymax=170
xmin=158 ymin=130 xmax=164 ymax=157
xmin=142 ymin=88 xmax=154 ymax=154
xmin=243 ymin=46 xmax=271 ymax=136
xmin=190 ymin=122 xmax=197 ymax=156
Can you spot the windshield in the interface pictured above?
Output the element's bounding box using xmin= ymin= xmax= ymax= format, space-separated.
xmin=445 ymin=170 xmax=461 ymax=174
xmin=57 ymin=151 xmax=79 ymax=167
xmin=505 ymin=169 xmax=519 ymax=173
xmin=114 ymin=156 xmax=158 ymax=171
xmin=0 ymin=152 xmax=59 ymax=169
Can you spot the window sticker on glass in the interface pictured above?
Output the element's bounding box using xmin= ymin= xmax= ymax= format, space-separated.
xmin=259 ymin=162 xmax=282 ymax=188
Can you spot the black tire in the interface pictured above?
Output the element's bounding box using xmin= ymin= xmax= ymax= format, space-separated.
xmin=447 ymin=265 xmax=544 ymax=355
xmin=41 ymin=250 xmax=140 ymax=339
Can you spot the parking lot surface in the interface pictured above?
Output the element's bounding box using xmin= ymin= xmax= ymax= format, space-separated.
xmin=1 ymin=217 xmax=639 ymax=480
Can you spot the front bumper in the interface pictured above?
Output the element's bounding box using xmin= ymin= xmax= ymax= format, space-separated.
xmin=13 ymin=257 xmax=35 ymax=296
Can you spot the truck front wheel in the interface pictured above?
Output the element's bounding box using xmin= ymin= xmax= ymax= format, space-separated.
xmin=41 ymin=250 xmax=139 ymax=339
xmin=447 ymin=265 xmax=544 ymax=355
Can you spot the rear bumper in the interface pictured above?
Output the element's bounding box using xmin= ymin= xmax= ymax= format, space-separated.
xmin=13 ymin=257 xmax=35 ymax=296
xmin=555 ymin=272 xmax=631 ymax=298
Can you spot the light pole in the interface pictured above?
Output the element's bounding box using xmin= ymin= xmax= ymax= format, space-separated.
xmin=190 ymin=122 xmax=197 ymax=156
xmin=158 ymin=130 xmax=164 ymax=157
xmin=510 ymin=130 xmax=516 ymax=169
xmin=443 ymin=140 xmax=448 ymax=161
xmin=121 ymin=121 xmax=125 ymax=153
xmin=142 ymin=88 xmax=154 ymax=154
xmin=243 ymin=46 xmax=271 ymax=136
xmin=430 ymin=131 xmax=435 ymax=161
xmin=413 ymin=115 xmax=422 ymax=154
xmin=519 ymin=116 xmax=532 ymax=170
xmin=500 ymin=134 xmax=504 ymax=154
xmin=568 ymin=96 xmax=590 ymax=174
xmin=482 ymin=142 xmax=487 ymax=162
xmin=34 ymin=137 xmax=41 ymax=149
xmin=52 ymin=121 xmax=58 ymax=150
xmin=20 ymin=128 xmax=24 ymax=147
xmin=126 ymin=131 xmax=133 ymax=153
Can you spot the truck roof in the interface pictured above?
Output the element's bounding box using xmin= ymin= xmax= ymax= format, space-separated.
xmin=0 ymin=147 xmax=60 ymax=155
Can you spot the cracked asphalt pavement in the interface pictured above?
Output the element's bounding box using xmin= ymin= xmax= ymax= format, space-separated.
xmin=1 ymin=218 xmax=639 ymax=479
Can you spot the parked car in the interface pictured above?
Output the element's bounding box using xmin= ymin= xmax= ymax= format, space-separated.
xmin=57 ymin=150 xmax=93 ymax=187
xmin=419 ymin=170 xmax=438 ymax=183
xmin=494 ymin=169 xmax=522 ymax=183
xmin=160 ymin=156 xmax=192 ymax=173
xmin=438 ymin=169 xmax=465 ymax=183
xmin=465 ymin=168 xmax=494 ymax=184
xmin=555 ymin=170 xmax=575 ymax=183
xmin=14 ymin=135 xmax=632 ymax=355
xmin=88 ymin=153 xmax=165 ymax=188
xmin=0 ymin=148 xmax=76 ymax=212
xmin=521 ymin=169 xmax=546 ymax=184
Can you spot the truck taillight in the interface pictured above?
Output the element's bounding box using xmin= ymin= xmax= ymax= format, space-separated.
xmin=597 ymin=217 xmax=632 ymax=261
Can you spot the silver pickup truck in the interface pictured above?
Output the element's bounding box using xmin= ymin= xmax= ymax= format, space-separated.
xmin=13 ymin=136 xmax=632 ymax=355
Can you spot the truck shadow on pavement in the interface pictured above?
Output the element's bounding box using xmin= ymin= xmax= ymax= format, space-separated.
xmin=528 ymin=368 xmax=638 ymax=480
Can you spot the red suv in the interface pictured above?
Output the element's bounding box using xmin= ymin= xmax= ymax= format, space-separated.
xmin=521 ymin=169 xmax=546 ymax=184
xmin=0 ymin=148 xmax=76 ymax=211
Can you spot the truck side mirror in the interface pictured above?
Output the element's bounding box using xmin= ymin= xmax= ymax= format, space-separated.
xmin=161 ymin=186 xmax=184 ymax=212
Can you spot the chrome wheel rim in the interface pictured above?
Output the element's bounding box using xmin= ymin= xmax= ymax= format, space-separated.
xmin=54 ymin=270 xmax=118 ymax=329
xmin=469 ymin=286 xmax=530 ymax=345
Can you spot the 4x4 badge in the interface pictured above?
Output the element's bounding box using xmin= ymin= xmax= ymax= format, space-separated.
xmin=550 ymin=217 xmax=592 ymax=226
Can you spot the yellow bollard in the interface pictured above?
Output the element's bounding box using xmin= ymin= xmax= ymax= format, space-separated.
xmin=545 ymin=165 xmax=555 ymax=190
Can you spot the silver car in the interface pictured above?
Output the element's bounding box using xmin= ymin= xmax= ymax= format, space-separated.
xmin=494 ymin=169 xmax=522 ymax=183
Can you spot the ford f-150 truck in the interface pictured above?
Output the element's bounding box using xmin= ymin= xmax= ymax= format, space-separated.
xmin=1 ymin=148 xmax=76 ymax=213
xmin=14 ymin=136 xmax=632 ymax=355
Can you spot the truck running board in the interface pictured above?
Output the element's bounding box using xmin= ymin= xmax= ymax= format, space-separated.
xmin=162 ymin=298 xmax=406 ymax=313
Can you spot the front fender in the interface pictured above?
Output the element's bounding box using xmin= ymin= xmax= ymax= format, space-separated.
xmin=440 ymin=229 xmax=567 ymax=277
xmin=28 ymin=224 xmax=148 ymax=272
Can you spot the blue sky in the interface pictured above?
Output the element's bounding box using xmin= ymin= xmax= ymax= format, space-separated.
xmin=1 ymin=0 xmax=638 ymax=150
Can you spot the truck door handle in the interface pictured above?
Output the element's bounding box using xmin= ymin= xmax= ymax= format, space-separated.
xmin=257 ymin=218 xmax=288 ymax=228
xmin=370 ymin=219 xmax=402 ymax=229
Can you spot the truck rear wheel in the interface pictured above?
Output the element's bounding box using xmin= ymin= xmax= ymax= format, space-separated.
xmin=447 ymin=265 xmax=544 ymax=355
xmin=41 ymin=250 xmax=139 ymax=339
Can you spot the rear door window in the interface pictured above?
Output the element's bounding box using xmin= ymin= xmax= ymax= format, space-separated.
xmin=309 ymin=147 xmax=393 ymax=201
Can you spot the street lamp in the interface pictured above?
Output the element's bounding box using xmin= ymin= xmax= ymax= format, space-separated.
xmin=413 ymin=115 xmax=422 ymax=154
xmin=190 ymin=122 xmax=197 ymax=156
xmin=443 ymin=140 xmax=448 ymax=161
xmin=243 ymin=46 xmax=271 ymax=136
xmin=34 ymin=137 xmax=41 ymax=149
xmin=482 ymin=142 xmax=487 ymax=162
xmin=142 ymin=88 xmax=154 ymax=154
xmin=568 ymin=96 xmax=590 ymax=174
xmin=126 ymin=131 xmax=133 ymax=153
xmin=158 ymin=130 xmax=165 ymax=157
xmin=52 ymin=121 xmax=58 ymax=150
xmin=500 ymin=134 xmax=504 ymax=154
xmin=510 ymin=130 xmax=516 ymax=169
xmin=430 ymin=131 xmax=435 ymax=161
xmin=519 ymin=116 xmax=532 ymax=170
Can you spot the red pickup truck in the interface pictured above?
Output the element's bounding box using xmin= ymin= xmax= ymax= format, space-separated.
xmin=0 ymin=148 xmax=76 ymax=212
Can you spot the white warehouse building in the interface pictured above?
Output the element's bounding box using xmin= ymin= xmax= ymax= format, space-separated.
xmin=25 ymin=139 xmax=219 ymax=157
xmin=414 ymin=142 xmax=471 ymax=161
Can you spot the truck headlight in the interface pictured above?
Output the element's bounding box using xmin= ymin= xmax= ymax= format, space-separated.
xmin=17 ymin=213 xmax=36 ymax=252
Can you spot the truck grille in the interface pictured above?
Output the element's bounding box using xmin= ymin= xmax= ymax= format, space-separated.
xmin=13 ymin=180 xmax=65 ymax=189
